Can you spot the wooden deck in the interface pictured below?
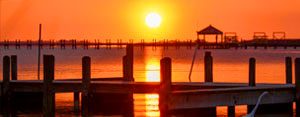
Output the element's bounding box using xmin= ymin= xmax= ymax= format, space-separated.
xmin=1 ymin=48 xmax=300 ymax=116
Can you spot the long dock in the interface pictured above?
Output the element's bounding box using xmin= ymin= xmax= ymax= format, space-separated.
xmin=2 ymin=39 xmax=300 ymax=50
xmin=1 ymin=45 xmax=300 ymax=117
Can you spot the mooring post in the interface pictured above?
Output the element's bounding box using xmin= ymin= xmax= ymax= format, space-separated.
xmin=159 ymin=57 xmax=172 ymax=117
xmin=286 ymin=57 xmax=292 ymax=84
xmin=204 ymin=51 xmax=213 ymax=82
xmin=43 ymin=55 xmax=55 ymax=117
xmin=295 ymin=58 xmax=300 ymax=116
xmin=82 ymin=56 xmax=91 ymax=116
xmin=124 ymin=44 xmax=134 ymax=81
xmin=11 ymin=55 xmax=17 ymax=80
xmin=247 ymin=57 xmax=256 ymax=113
xmin=3 ymin=56 xmax=11 ymax=115
xmin=249 ymin=58 xmax=256 ymax=86
xmin=74 ymin=92 xmax=80 ymax=113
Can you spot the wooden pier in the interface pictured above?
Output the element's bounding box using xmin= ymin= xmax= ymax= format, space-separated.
xmin=2 ymin=39 xmax=300 ymax=50
xmin=0 ymin=45 xmax=300 ymax=116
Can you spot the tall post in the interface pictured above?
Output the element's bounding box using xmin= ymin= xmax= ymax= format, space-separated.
xmin=82 ymin=56 xmax=91 ymax=116
xmin=3 ymin=56 xmax=11 ymax=115
xmin=247 ymin=57 xmax=256 ymax=113
xmin=11 ymin=55 xmax=17 ymax=80
xmin=38 ymin=24 xmax=42 ymax=80
xmin=249 ymin=58 xmax=256 ymax=86
xmin=124 ymin=44 xmax=134 ymax=81
xmin=286 ymin=57 xmax=292 ymax=84
xmin=296 ymin=58 xmax=300 ymax=116
xmin=204 ymin=51 xmax=213 ymax=82
xmin=159 ymin=57 xmax=172 ymax=117
xmin=43 ymin=55 xmax=55 ymax=117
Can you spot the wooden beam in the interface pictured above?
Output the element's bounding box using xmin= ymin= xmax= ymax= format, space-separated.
xmin=169 ymin=86 xmax=294 ymax=110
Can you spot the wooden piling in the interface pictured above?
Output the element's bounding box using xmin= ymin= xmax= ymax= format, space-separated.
xmin=3 ymin=56 xmax=11 ymax=115
xmin=227 ymin=106 xmax=235 ymax=117
xmin=74 ymin=92 xmax=80 ymax=113
xmin=286 ymin=57 xmax=292 ymax=84
xmin=11 ymin=55 xmax=17 ymax=80
xmin=296 ymin=58 xmax=300 ymax=116
xmin=204 ymin=51 xmax=213 ymax=82
xmin=43 ymin=55 xmax=55 ymax=117
xmin=159 ymin=57 xmax=172 ymax=117
xmin=124 ymin=44 xmax=134 ymax=81
xmin=249 ymin=58 xmax=256 ymax=86
xmin=247 ymin=57 xmax=256 ymax=113
xmin=81 ymin=56 xmax=91 ymax=116
xmin=122 ymin=56 xmax=129 ymax=80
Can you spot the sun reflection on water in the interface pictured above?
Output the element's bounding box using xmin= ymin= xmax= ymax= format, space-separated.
xmin=134 ymin=48 xmax=161 ymax=117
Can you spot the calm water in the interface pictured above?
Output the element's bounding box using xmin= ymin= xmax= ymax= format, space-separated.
xmin=1 ymin=46 xmax=300 ymax=116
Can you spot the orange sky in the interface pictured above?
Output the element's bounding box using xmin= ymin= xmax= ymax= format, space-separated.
xmin=1 ymin=0 xmax=300 ymax=41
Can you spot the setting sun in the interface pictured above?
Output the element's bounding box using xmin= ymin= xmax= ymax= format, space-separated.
xmin=145 ymin=12 xmax=162 ymax=28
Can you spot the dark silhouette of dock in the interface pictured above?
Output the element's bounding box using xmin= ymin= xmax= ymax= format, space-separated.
xmin=0 ymin=45 xmax=299 ymax=116
xmin=2 ymin=38 xmax=300 ymax=50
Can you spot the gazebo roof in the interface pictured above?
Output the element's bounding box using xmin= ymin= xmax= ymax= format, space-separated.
xmin=197 ymin=25 xmax=223 ymax=35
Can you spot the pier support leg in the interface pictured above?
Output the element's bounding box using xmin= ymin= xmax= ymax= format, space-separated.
xmin=247 ymin=58 xmax=256 ymax=113
xmin=124 ymin=44 xmax=134 ymax=81
xmin=159 ymin=57 xmax=172 ymax=117
xmin=227 ymin=106 xmax=235 ymax=117
xmin=296 ymin=58 xmax=300 ymax=116
xmin=43 ymin=55 xmax=55 ymax=117
xmin=11 ymin=55 xmax=17 ymax=80
xmin=74 ymin=92 xmax=80 ymax=113
xmin=286 ymin=57 xmax=292 ymax=84
xmin=202 ymin=52 xmax=216 ymax=117
xmin=204 ymin=51 xmax=213 ymax=82
xmin=81 ymin=56 xmax=91 ymax=116
xmin=2 ymin=56 xmax=11 ymax=116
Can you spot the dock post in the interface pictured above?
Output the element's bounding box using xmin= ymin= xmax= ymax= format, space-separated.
xmin=204 ymin=51 xmax=213 ymax=82
xmin=249 ymin=58 xmax=256 ymax=86
xmin=11 ymin=55 xmax=17 ymax=80
xmin=247 ymin=58 xmax=256 ymax=113
xmin=159 ymin=57 xmax=172 ymax=117
xmin=3 ymin=56 xmax=11 ymax=115
xmin=124 ymin=44 xmax=134 ymax=81
xmin=123 ymin=56 xmax=129 ymax=80
xmin=81 ymin=56 xmax=91 ymax=116
xmin=74 ymin=92 xmax=80 ymax=113
xmin=286 ymin=57 xmax=292 ymax=84
xmin=296 ymin=58 xmax=300 ymax=116
xmin=43 ymin=55 xmax=55 ymax=117
xmin=227 ymin=106 xmax=235 ymax=117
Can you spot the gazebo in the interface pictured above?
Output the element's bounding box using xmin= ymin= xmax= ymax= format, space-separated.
xmin=197 ymin=25 xmax=223 ymax=44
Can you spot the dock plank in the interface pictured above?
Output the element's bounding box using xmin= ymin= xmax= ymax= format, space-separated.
xmin=169 ymin=85 xmax=295 ymax=109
